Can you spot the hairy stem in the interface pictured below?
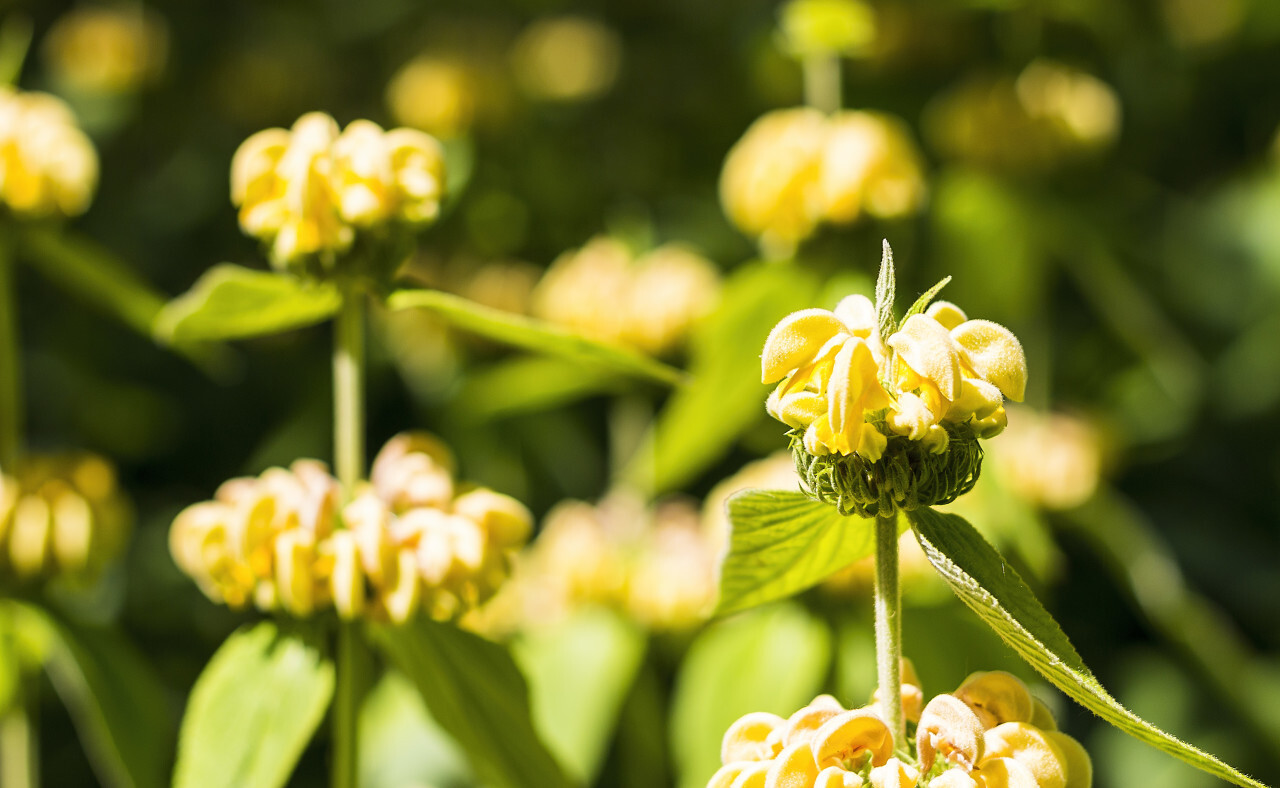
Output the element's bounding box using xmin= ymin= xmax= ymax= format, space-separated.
xmin=0 ymin=236 xmax=20 ymax=471
xmin=874 ymin=512 xmax=904 ymax=746
xmin=331 ymin=289 xmax=366 ymax=788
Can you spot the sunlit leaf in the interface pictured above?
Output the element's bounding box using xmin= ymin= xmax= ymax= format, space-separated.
xmin=716 ymin=490 xmax=886 ymax=616
xmin=453 ymin=357 xmax=630 ymax=421
xmin=670 ymin=603 xmax=830 ymax=788
xmin=155 ymin=264 xmax=340 ymax=342
xmin=370 ymin=617 xmax=572 ymax=788
xmin=623 ymin=261 xmax=821 ymax=493
xmin=359 ymin=671 xmax=473 ymax=788
xmin=38 ymin=611 xmax=173 ymax=788
xmin=513 ymin=607 xmax=646 ymax=784
xmin=173 ymin=621 xmax=334 ymax=788
xmin=908 ymin=506 xmax=1268 ymax=788
xmin=387 ymin=288 xmax=684 ymax=386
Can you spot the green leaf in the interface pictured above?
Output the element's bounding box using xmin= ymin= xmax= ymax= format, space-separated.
xmin=897 ymin=275 xmax=952 ymax=331
xmin=369 ymin=617 xmax=573 ymax=788
xmin=622 ymin=260 xmax=821 ymax=493
xmin=386 ymin=288 xmax=684 ymax=386
xmin=908 ymin=507 xmax=1269 ymax=788
xmin=513 ymin=607 xmax=647 ymax=784
xmin=155 ymin=264 xmax=340 ymax=342
xmin=173 ymin=621 xmax=334 ymax=788
xmin=359 ymin=671 xmax=473 ymax=788
xmin=670 ymin=603 xmax=830 ymax=788
xmin=716 ymin=490 xmax=887 ymax=617
xmin=36 ymin=611 xmax=173 ymax=788
xmin=452 ymin=357 xmax=630 ymax=421
xmin=874 ymin=239 xmax=896 ymax=341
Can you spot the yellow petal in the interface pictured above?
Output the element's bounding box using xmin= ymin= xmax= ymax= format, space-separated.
xmin=815 ymin=766 xmax=865 ymax=788
xmin=382 ymin=546 xmax=422 ymax=624
xmin=917 ymin=693 xmax=985 ymax=774
xmin=973 ymin=757 xmax=1042 ymax=788
xmin=888 ymin=314 xmax=962 ymax=400
xmin=51 ymin=488 xmax=93 ymax=573
xmin=781 ymin=704 xmax=842 ymax=748
xmin=811 ymin=708 xmax=893 ymax=769
xmin=955 ymin=671 xmax=1034 ymax=729
xmin=730 ymin=761 xmax=773 ymax=788
xmin=828 ymin=338 xmax=883 ymax=433
xmin=983 ymin=722 xmax=1069 ymax=788
xmin=766 ymin=741 xmax=821 ymax=788
xmin=10 ymin=495 xmax=52 ymax=577
xmin=452 ymin=488 xmax=532 ymax=548
xmin=925 ymin=300 xmax=968 ymax=331
xmin=329 ymin=530 xmax=365 ymax=619
xmin=722 ymin=712 xmax=786 ymax=764
xmin=834 ymin=294 xmax=877 ymax=337
xmin=868 ymin=757 xmax=919 ymax=788
xmin=856 ymin=423 xmax=887 ymax=462
xmin=709 ymin=763 xmax=752 ymax=788
xmin=1030 ymin=698 xmax=1058 ymax=732
xmin=971 ymin=406 xmax=1008 ymax=439
xmin=1043 ymin=732 xmax=1091 ymax=788
xmin=887 ymin=391 xmax=936 ymax=441
xmin=274 ymin=529 xmax=316 ymax=617
xmin=770 ymin=388 xmax=827 ymax=429
xmin=951 ymin=320 xmax=1027 ymax=402
xmin=946 ymin=378 xmax=1004 ymax=423
xmin=928 ymin=769 xmax=979 ymax=788
xmin=762 ymin=309 xmax=847 ymax=384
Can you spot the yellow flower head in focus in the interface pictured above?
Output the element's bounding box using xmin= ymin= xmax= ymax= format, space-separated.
xmin=230 ymin=112 xmax=446 ymax=279
xmin=720 ymin=109 xmax=926 ymax=257
xmin=168 ymin=433 xmax=529 ymax=624
xmin=0 ymin=87 xmax=98 ymax=219
xmin=762 ymin=242 xmax=1026 ymax=516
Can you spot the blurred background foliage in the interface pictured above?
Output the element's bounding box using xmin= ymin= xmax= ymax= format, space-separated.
xmin=6 ymin=0 xmax=1280 ymax=785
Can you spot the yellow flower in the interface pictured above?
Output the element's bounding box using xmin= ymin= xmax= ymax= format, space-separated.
xmin=0 ymin=88 xmax=98 ymax=218
xmin=822 ymin=112 xmax=927 ymax=224
xmin=43 ymin=5 xmax=168 ymax=96
xmin=386 ymin=56 xmax=476 ymax=139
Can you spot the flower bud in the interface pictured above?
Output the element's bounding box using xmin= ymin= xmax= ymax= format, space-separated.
xmin=722 ymin=712 xmax=786 ymax=764
xmin=954 ymin=672 xmax=1034 ymax=730
xmin=811 ymin=708 xmax=893 ymax=770
xmin=982 ymin=722 xmax=1069 ymax=788
xmin=917 ymin=694 xmax=985 ymax=773
xmin=0 ymin=87 xmax=98 ymax=218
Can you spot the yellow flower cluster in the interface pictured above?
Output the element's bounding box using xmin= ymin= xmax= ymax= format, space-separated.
xmin=0 ymin=87 xmax=98 ymax=219
xmin=169 ymin=432 xmax=530 ymax=623
xmin=709 ymin=669 xmax=1090 ymax=788
xmin=230 ymin=112 xmax=446 ymax=273
xmin=926 ymin=61 xmax=1119 ymax=173
xmin=480 ymin=492 xmax=720 ymax=633
xmin=531 ymin=236 xmax=721 ymax=356
xmin=720 ymin=108 xmax=925 ymax=254
xmin=43 ymin=5 xmax=169 ymax=96
xmin=763 ymin=293 xmax=1026 ymax=462
xmin=0 ymin=454 xmax=129 ymax=584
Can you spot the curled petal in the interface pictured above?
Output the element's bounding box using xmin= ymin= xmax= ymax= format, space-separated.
xmin=769 ymin=388 xmax=827 ymax=429
xmin=973 ymin=757 xmax=1042 ymax=788
xmin=722 ymin=712 xmax=786 ymax=764
xmin=951 ymin=320 xmax=1027 ymax=402
xmin=917 ymin=694 xmax=985 ymax=774
xmin=887 ymin=391 xmax=937 ymax=441
xmin=328 ymin=530 xmax=365 ymax=619
xmin=983 ymin=722 xmax=1069 ymax=788
xmin=855 ymin=423 xmax=887 ymax=462
xmin=888 ymin=314 xmax=962 ymax=401
xmin=1030 ymin=698 xmax=1058 ymax=732
xmin=382 ymin=546 xmax=422 ymax=624
xmin=762 ymin=309 xmax=847 ymax=384
xmin=828 ymin=338 xmax=890 ymax=434
xmin=928 ymin=770 xmax=979 ymax=788
xmin=452 ymin=488 xmax=533 ymax=548
xmin=834 ymin=294 xmax=878 ymax=337
xmin=708 ymin=763 xmax=753 ymax=788
xmin=947 ymin=378 xmax=1004 ymax=423
xmin=274 ymin=529 xmax=316 ymax=617
xmin=925 ymin=300 xmax=968 ymax=331
xmin=811 ymin=708 xmax=893 ymax=769
xmin=955 ymin=671 xmax=1034 ymax=729
xmin=1043 ymin=732 xmax=1092 ymax=788
xmin=766 ymin=741 xmax=821 ymax=788
xmin=730 ymin=761 xmax=772 ymax=788
xmin=782 ymin=703 xmax=842 ymax=748
xmin=816 ymin=766 xmax=865 ymax=788
xmin=971 ymin=406 xmax=1008 ymax=439
xmin=868 ymin=757 xmax=919 ymax=788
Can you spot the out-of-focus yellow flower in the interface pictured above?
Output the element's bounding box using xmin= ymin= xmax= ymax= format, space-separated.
xmin=169 ymin=433 xmax=529 ymax=623
xmin=510 ymin=16 xmax=621 ymax=103
xmin=0 ymin=453 xmax=129 ymax=585
xmin=987 ymin=408 xmax=1102 ymax=511
xmin=43 ymin=5 xmax=168 ymax=96
xmin=531 ymin=236 xmax=721 ymax=356
xmin=721 ymin=109 xmax=926 ymax=255
xmin=0 ymin=88 xmax=97 ymax=218
xmin=706 ymin=671 xmax=1087 ymax=788
xmin=926 ymin=62 xmax=1119 ymax=174
xmin=777 ymin=0 xmax=877 ymax=59
xmin=230 ymin=112 xmax=445 ymax=276
xmin=387 ymin=56 xmax=476 ymax=139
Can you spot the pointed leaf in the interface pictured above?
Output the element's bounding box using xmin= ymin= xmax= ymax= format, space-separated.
xmin=359 ymin=671 xmax=473 ymax=788
xmin=452 ymin=357 xmax=630 ymax=421
xmin=173 ymin=621 xmax=334 ymax=788
xmin=513 ymin=607 xmax=647 ymax=784
xmin=898 ymin=275 xmax=952 ymax=331
xmin=622 ymin=260 xmax=821 ymax=493
xmin=386 ymin=288 xmax=684 ymax=386
xmin=155 ymin=264 xmax=341 ymax=342
xmin=25 ymin=608 xmax=172 ymax=788
xmin=369 ymin=617 xmax=573 ymax=788
xmin=874 ymin=239 xmax=896 ymax=342
xmin=670 ymin=603 xmax=830 ymax=788
xmin=908 ymin=506 xmax=1268 ymax=788
xmin=716 ymin=490 xmax=891 ymax=617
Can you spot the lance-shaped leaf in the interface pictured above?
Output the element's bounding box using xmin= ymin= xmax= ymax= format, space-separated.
xmin=386 ymin=288 xmax=685 ymax=386
xmin=155 ymin=264 xmax=341 ymax=342
xmin=716 ymin=490 xmax=890 ymax=617
xmin=369 ymin=617 xmax=573 ymax=788
xmin=908 ymin=506 xmax=1268 ymax=788
xmin=173 ymin=621 xmax=334 ymax=788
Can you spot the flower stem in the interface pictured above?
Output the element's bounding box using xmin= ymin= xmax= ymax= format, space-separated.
xmin=331 ymin=288 xmax=366 ymax=788
xmin=0 ymin=235 xmax=21 ymax=471
xmin=0 ymin=684 xmax=37 ymax=788
xmin=874 ymin=511 xmax=904 ymax=746
xmin=803 ymin=54 xmax=842 ymax=114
